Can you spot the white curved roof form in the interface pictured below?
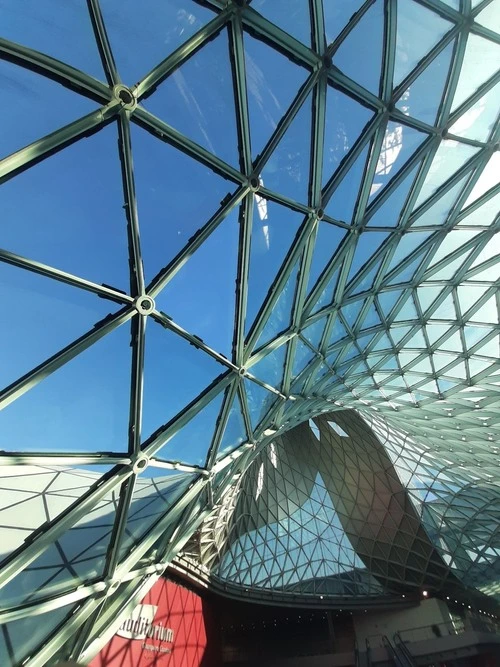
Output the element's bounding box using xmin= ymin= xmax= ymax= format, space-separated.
xmin=0 ymin=0 xmax=499 ymax=663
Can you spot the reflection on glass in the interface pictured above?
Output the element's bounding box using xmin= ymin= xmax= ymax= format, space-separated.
xmin=100 ymin=0 xmax=215 ymax=85
xmin=244 ymin=32 xmax=308 ymax=158
xmin=143 ymin=29 xmax=239 ymax=167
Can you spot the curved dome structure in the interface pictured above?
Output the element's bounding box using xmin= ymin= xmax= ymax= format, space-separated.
xmin=0 ymin=0 xmax=499 ymax=664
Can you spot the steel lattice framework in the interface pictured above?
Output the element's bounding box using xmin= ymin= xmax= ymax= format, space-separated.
xmin=0 ymin=0 xmax=499 ymax=664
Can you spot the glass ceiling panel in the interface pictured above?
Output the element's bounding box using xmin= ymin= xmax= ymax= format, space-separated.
xmin=155 ymin=207 xmax=239 ymax=357
xmin=0 ymin=484 xmax=119 ymax=606
xmin=131 ymin=124 xmax=230 ymax=285
xmin=396 ymin=41 xmax=454 ymax=125
xmin=152 ymin=392 xmax=224 ymax=466
xmin=394 ymin=0 xmax=453 ymax=87
xmin=118 ymin=469 xmax=195 ymax=562
xmin=0 ymin=59 xmax=97 ymax=160
xmin=0 ymin=322 xmax=132 ymax=453
xmin=1 ymin=0 xmax=105 ymax=79
xmin=251 ymin=0 xmax=312 ymax=46
xmin=452 ymin=33 xmax=500 ymax=112
xmin=100 ymin=0 xmax=215 ymax=85
xmin=0 ymin=265 xmax=118 ymax=391
xmin=216 ymin=389 xmax=248 ymax=459
xmin=142 ymin=320 xmax=227 ymax=442
xmin=333 ymin=0 xmax=384 ymax=95
xmin=323 ymin=86 xmax=373 ymax=187
xmin=325 ymin=145 xmax=369 ymax=222
xmin=261 ymin=93 xmax=311 ymax=203
xmin=143 ymin=28 xmax=239 ymax=167
xmin=244 ymin=32 xmax=309 ymax=159
xmin=323 ymin=0 xmax=365 ymax=45
xmin=246 ymin=200 xmax=304 ymax=334
xmin=1 ymin=124 xmax=129 ymax=291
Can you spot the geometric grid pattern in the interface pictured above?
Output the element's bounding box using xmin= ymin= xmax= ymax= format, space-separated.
xmin=185 ymin=411 xmax=461 ymax=599
xmin=0 ymin=0 xmax=499 ymax=663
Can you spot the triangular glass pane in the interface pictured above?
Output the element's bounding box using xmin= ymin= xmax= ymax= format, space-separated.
xmin=457 ymin=285 xmax=491 ymax=316
xmin=459 ymin=192 xmax=500 ymax=228
xmin=359 ymin=302 xmax=381 ymax=330
xmin=1 ymin=124 xmax=129 ymax=291
xmin=428 ymin=230 xmax=479 ymax=266
xmin=385 ymin=231 xmax=432 ymax=274
xmin=323 ymin=86 xmax=373 ymax=186
xmin=324 ymin=0 xmax=365 ymax=45
xmin=262 ymin=93 xmax=311 ymax=202
xmin=155 ymin=208 xmax=238 ymax=357
xmin=427 ymin=324 xmax=452 ymax=345
xmin=415 ymin=140 xmax=479 ymax=207
xmin=0 ymin=58 xmax=97 ymax=161
xmin=251 ymin=0 xmax=311 ymax=46
xmin=429 ymin=250 xmax=473 ymax=280
xmin=393 ymin=294 xmax=418 ymax=322
xmin=377 ymin=289 xmax=403 ymax=316
xmin=143 ymin=29 xmax=239 ymax=166
xmin=307 ymin=223 xmax=346 ymax=293
xmin=101 ymin=0 xmax=215 ymax=85
xmin=367 ymin=164 xmax=419 ymax=227
xmin=328 ymin=315 xmax=348 ymax=346
xmin=341 ymin=299 xmax=365 ymax=329
xmin=302 ymin=320 xmax=326 ymax=349
xmin=244 ymin=378 xmax=277 ymax=430
xmin=449 ymin=81 xmax=500 ymax=142
xmin=386 ymin=254 xmax=425 ymax=284
xmin=469 ymin=233 xmax=500 ymax=270
xmin=142 ymin=320 xmax=227 ymax=441
xmin=451 ymin=34 xmax=500 ymax=112
xmin=417 ymin=285 xmax=443 ymax=312
xmin=325 ymin=145 xmax=369 ymax=222
xmin=346 ymin=233 xmax=388 ymax=284
xmin=132 ymin=124 xmax=230 ymax=284
xmin=394 ymin=0 xmax=452 ymax=86
xmin=476 ymin=2 xmax=500 ymax=31
xmin=292 ymin=339 xmax=317 ymax=378
xmin=244 ymin=32 xmax=309 ymax=158
xmin=0 ymin=265 xmax=118 ymax=391
xmin=396 ymin=42 xmax=454 ymax=125
xmin=311 ymin=268 xmax=340 ymax=313
xmin=217 ymin=390 xmax=248 ymax=458
xmin=1 ymin=0 xmax=104 ymax=78
xmin=250 ymin=343 xmax=287 ymax=391
xmin=438 ymin=331 xmax=462 ymax=353
xmin=462 ymin=153 xmax=500 ymax=209
xmin=333 ymin=1 xmax=384 ymax=94
xmin=371 ymin=122 xmax=427 ymax=200
xmin=0 ymin=322 xmax=132 ymax=453
xmin=411 ymin=175 xmax=469 ymax=228
xmin=254 ymin=263 xmax=299 ymax=347
xmin=469 ymin=296 xmax=498 ymax=324
xmin=246 ymin=199 xmax=304 ymax=332
xmin=153 ymin=392 xmax=224 ymax=466
xmin=390 ymin=325 xmax=412 ymax=344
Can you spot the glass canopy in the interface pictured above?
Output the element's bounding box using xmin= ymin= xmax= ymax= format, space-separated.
xmin=0 ymin=0 xmax=499 ymax=663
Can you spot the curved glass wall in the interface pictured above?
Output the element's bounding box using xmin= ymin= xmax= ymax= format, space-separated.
xmin=0 ymin=0 xmax=499 ymax=663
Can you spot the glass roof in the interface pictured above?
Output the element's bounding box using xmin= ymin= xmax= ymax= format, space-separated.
xmin=0 ymin=0 xmax=499 ymax=662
